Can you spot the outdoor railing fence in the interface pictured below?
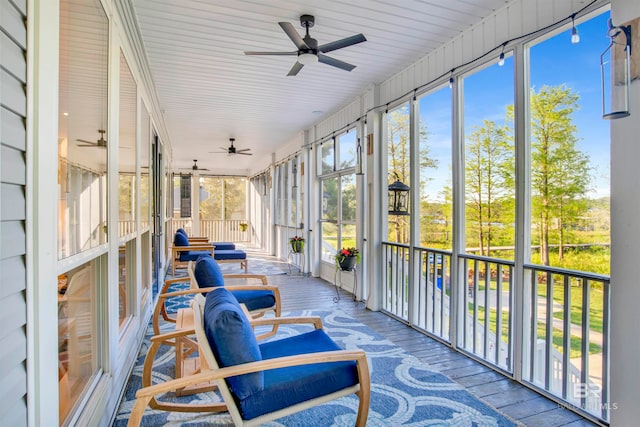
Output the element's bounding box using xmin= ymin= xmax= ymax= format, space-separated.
xmin=169 ymin=219 xmax=251 ymax=243
xmin=460 ymin=254 xmax=514 ymax=372
xmin=381 ymin=242 xmax=610 ymax=423
xmin=524 ymin=264 xmax=610 ymax=422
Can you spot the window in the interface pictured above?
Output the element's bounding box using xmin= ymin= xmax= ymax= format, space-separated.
xmin=338 ymin=130 xmax=356 ymax=169
xmin=386 ymin=102 xmax=411 ymax=243
xmin=418 ymin=86 xmax=452 ymax=249
xmin=199 ymin=176 xmax=223 ymax=220
xmin=140 ymin=104 xmax=151 ymax=231
xmin=319 ymin=128 xmax=357 ymax=262
xmin=58 ymin=257 xmax=106 ymax=424
xmin=462 ymin=57 xmax=515 ymax=259
xmin=58 ymin=0 xmax=108 ymax=421
xmin=528 ymin=12 xmax=610 ymax=275
xmin=321 ymin=139 xmax=335 ymax=174
xmin=118 ymin=51 xmax=137 ymax=238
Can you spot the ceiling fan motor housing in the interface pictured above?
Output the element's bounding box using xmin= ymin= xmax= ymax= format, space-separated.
xmin=300 ymin=14 xmax=315 ymax=29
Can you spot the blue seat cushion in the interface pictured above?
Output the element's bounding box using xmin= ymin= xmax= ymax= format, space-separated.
xmin=179 ymin=250 xmax=211 ymax=262
xmin=214 ymin=249 xmax=246 ymax=260
xmin=230 ymin=289 xmax=276 ymax=311
xmin=174 ymin=231 xmax=190 ymax=247
xmin=204 ymin=288 xmax=263 ymax=400
xmin=237 ymin=329 xmax=359 ymax=420
xmin=212 ymin=242 xmax=236 ymax=251
xmin=194 ymin=255 xmax=225 ymax=288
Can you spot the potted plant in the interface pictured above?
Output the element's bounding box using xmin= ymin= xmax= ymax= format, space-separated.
xmin=289 ymin=236 xmax=304 ymax=253
xmin=335 ymin=247 xmax=360 ymax=271
xmin=239 ymin=222 xmax=248 ymax=232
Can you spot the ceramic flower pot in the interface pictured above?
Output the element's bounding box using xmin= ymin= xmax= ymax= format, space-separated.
xmin=339 ymin=255 xmax=357 ymax=271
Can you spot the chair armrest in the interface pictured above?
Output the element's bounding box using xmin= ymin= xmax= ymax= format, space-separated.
xmin=187 ymin=236 xmax=209 ymax=242
xmin=223 ymin=273 xmax=268 ymax=285
xmin=153 ymin=287 xmax=216 ymax=335
xmin=249 ymin=315 xmax=323 ymax=330
xmin=160 ymin=276 xmax=190 ymax=294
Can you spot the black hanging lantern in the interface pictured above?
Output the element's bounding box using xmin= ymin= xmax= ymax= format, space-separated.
xmin=388 ymin=177 xmax=410 ymax=216
xmin=600 ymin=19 xmax=632 ymax=120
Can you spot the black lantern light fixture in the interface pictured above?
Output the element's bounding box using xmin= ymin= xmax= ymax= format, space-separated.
xmin=292 ymin=158 xmax=298 ymax=189
xmin=388 ymin=173 xmax=410 ymax=216
xmin=601 ymin=18 xmax=632 ymax=120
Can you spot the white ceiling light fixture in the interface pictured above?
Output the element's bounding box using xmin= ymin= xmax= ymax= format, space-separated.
xmin=298 ymin=52 xmax=318 ymax=65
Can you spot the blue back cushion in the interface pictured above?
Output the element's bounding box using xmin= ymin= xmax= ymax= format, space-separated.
xmin=174 ymin=231 xmax=189 ymax=247
xmin=204 ymin=288 xmax=263 ymax=399
xmin=176 ymin=228 xmax=187 ymax=236
xmin=195 ymin=256 xmax=225 ymax=288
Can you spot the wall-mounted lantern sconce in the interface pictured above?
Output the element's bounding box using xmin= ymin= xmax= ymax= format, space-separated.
xmin=388 ymin=174 xmax=410 ymax=216
xmin=263 ymin=173 xmax=268 ymax=196
xmin=292 ymin=159 xmax=298 ymax=189
xmin=355 ymin=137 xmax=364 ymax=176
xmin=601 ymin=18 xmax=632 ymax=120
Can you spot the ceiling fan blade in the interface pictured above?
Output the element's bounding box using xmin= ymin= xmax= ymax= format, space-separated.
xmin=287 ymin=61 xmax=304 ymax=76
xmin=76 ymin=139 xmax=97 ymax=144
xmin=318 ymin=33 xmax=367 ymax=53
xmin=77 ymin=144 xmax=100 ymax=147
xmin=244 ymin=51 xmax=297 ymax=56
xmin=279 ymin=21 xmax=308 ymax=50
xmin=318 ymin=53 xmax=356 ymax=72
xmin=237 ymin=152 xmax=253 ymax=156
xmin=237 ymin=148 xmax=251 ymax=152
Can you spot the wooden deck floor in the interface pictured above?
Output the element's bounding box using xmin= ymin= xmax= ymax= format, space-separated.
xmin=267 ymin=272 xmax=600 ymax=427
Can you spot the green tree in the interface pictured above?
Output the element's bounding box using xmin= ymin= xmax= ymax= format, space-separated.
xmin=465 ymin=119 xmax=514 ymax=256
xmin=530 ymin=85 xmax=591 ymax=264
xmin=387 ymin=104 xmax=438 ymax=243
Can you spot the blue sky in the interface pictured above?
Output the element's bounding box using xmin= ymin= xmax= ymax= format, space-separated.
xmin=419 ymin=9 xmax=611 ymax=201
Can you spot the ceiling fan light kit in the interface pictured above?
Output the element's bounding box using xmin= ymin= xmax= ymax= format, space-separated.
xmin=244 ymin=14 xmax=366 ymax=76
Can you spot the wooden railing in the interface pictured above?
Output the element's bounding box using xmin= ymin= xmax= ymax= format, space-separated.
xmin=169 ymin=219 xmax=250 ymax=243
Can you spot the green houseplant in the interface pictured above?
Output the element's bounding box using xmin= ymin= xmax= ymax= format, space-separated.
xmin=239 ymin=223 xmax=248 ymax=232
xmin=335 ymin=247 xmax=360 ymax=271
xmin=289 ymin=236 xmax=304 ymax=253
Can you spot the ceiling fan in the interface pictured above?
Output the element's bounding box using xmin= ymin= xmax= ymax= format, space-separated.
xmin=77 ymin=129 xmax=107 ymax=148
xmin=210 ymin=138 xmax=253 ymax=156
xmin=244 ymin=14 xmax=366 ymax=76
xmin=181 ymin=159 xmax=209 ymax=172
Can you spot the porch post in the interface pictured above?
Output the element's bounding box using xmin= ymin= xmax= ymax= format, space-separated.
xmin=610 ymin=0 xmax=640 ymax=424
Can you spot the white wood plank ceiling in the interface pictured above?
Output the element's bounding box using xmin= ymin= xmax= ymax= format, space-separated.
xmin=132 ymin=0 xmax=512 ymax=174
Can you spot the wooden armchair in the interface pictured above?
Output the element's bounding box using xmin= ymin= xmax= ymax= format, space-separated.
xmin=151 ymin=261 xmax=281 ymax=396
xmin=128 ymin=288 xmax=370 ymax=427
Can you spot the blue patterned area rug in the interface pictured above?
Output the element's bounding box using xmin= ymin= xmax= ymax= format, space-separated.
xmin=114 ymin=307 xmax=518 ymax=426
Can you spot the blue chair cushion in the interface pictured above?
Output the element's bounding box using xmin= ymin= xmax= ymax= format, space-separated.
xmin=179 ymin=250 xmax=211 ymax=262
xmin=214 ymin=249 xmax=247 ymax=260
xmin=204 ymin=288 xmax=263 ymax=400
xmin=230 ymin=290 xmax=276 ymax=311
xmin=238 ymin=329 xmax=359 ymax=420
xmin=174 ymin=231 xmax=190 ymax=247
xmin=194 ymin=255 xmax=225 ymax=288
xmin=212 ymin=242 xmax=236 ymax=251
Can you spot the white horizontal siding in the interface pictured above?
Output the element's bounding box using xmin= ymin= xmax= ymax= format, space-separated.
xmin=0 ymin=183 xmax=25 ymax=221
xmin=0 ymin=257 xmax=26 ymax=298
xmin=0 ymin=0 xmax=27 ymax=425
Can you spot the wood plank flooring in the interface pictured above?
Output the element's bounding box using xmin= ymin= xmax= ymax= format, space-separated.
xmin=267 ymin=273 xmax=601 ymax=427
